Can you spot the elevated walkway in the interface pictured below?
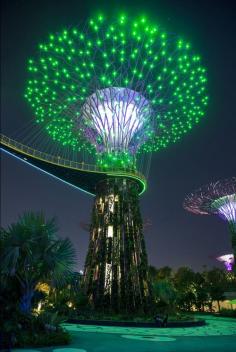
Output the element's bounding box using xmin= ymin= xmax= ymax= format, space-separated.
xmin=0 ymin=134 xmax=146 ymax=195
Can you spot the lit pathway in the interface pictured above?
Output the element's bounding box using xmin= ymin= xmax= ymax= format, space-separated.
xmin=14 ymin=315 xmax=236 ymax=352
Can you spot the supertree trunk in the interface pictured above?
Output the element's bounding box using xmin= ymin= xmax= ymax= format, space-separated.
xmin=84 ymin=177 xmax=152 ymax=313
xmin=229 ymin=221 xmax=236 ymax=274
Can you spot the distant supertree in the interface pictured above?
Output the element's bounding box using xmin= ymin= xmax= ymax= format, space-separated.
xmin=183 ymin=177 xmax=236 ymax=273
xmin=216 ymin=254 xmax=234 ymax=272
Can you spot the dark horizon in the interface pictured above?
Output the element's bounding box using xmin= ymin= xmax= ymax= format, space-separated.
xmin=1 ymin=0 xmax=236 ymax=272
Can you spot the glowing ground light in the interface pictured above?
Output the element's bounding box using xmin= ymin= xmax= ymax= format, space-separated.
xmin=216 ymin=254 xmax=234 ymax=271
xmin=52 ymin=349 xmax=87 ymax=352
xmin=25 ymin=13 xmax=208 ymax=168
xmin=121 ymin=335 xmax=176 ymax=341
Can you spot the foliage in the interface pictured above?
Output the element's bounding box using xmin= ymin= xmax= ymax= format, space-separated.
xmin=192 ymin=272 xmax=209 ymax=311
xmin=174 ymin=267 xmax=197 ymax=311
xmin=218 ymin=308 xmax=236 ymax=317
xmin=152 ymin=279 xmax=177 ymax=314
xmin=202 ymin=268 xmax=228 ymax=311
xmin=1 ymin=212 xmax=76 ymax=314
xmin=16 ymin=329 xmax=70 ymax=348
xmin=0 ymin=309 xmax=70 ymax=349
xmin=72 ymin=309 xmax=194 ymax=322
xmin=14 ymin=312 xmax=70 ymax=348
xmin=149 ymin=265 xmax=172 ymax=281
xmin=36 ymin=311 xmax=66 ymax=328
xmin=41 ymin=271 xmax=88 ymax=318
xmin=0 ymin=212 xmax=76 ymax=349
xmin=149 ymin=265 xmax=233 ymax=314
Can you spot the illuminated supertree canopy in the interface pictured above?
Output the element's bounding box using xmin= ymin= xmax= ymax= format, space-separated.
xmin=216 ymin=254 xmax=234 ymax=272
xmin=25 ymin=13 xmax=208 ymax=169
xmin=183 ymin=177 xmax=236 ymax=223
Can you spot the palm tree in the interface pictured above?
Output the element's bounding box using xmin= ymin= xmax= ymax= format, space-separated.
xmin=1 ymin=212 xmax=76 ymax=314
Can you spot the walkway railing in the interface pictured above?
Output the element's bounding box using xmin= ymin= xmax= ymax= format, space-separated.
xmin=0 ymin=134 xmax=146 ymax=183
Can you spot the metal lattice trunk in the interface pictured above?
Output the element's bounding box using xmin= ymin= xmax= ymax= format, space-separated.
xmin=83 ymin=177 xmax=152 ymax=313
xmin=229 ymin=222 xmax=236 ymax=274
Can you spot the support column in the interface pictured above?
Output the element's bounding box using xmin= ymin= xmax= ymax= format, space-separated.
xmin=229 ymin=221 xmax=236 ymax=274
xmin=84 ymin=177 xmax=152 ymax=313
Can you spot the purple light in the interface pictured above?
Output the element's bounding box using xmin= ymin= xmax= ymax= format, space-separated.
xmin=184 ymin=178 xmax=236 ymax=264
xmin=183 ymin=177 xmax=236 ymax=226
xmin=79 ymin=87 xmax=153 ymax=154
xmin=212 ymin=194 xmax=236 ymax=222
xmin=225 ymin=262 xmax=233 ymax=271
xmin=216 ymin=254 xmax=234 ymax=272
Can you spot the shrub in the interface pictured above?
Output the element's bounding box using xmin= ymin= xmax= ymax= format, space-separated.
xmin=218 ymin=308 xmax=236 ymax=318
xmin=16 ymin=329 xmax=70 ymax=347
xmin=0 ymin=311 xmax=70 ymax=349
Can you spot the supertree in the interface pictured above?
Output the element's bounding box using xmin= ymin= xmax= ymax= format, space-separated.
xmin=216 ymin=254 xmax=234 ymax=272
xmin=24 ymin=14 xmax=208 ymax=312
xmin=183 ymin=177 xmax=236 ymax=274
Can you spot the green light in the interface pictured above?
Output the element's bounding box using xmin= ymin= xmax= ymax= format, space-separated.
xmin=25 ymin=13 xmax=208 ymax=159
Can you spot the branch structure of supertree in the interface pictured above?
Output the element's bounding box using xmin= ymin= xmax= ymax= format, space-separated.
xmin=184 ymin=177 xmax=236 ymax=273
xmin=22 ymin=14 xmax=209 ymax=313
xmin=216 ymin=254 xmax=234 ymax=272
xmin=25 ymin=13 xmax=208 ymax=170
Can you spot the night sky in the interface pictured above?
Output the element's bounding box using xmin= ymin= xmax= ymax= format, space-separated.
xmin=1 ymin=0 xmax=236 ymax=272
